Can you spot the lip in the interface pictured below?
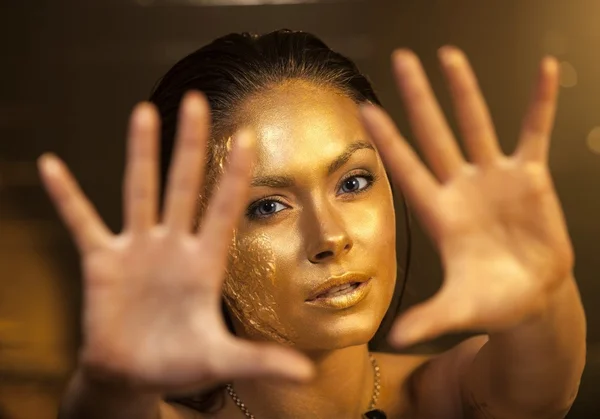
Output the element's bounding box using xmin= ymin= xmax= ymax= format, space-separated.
xmin=305 ymin=272 xmax=372 ymax=309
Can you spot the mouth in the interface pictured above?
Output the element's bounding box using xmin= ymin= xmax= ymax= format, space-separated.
xmin=305 ymin=272 xmax=372 ymax=309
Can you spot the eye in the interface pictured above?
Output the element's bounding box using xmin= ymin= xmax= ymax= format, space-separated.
xmin=247 ymin=198 xmax=289 ymax=220
xmin=337 ymin=174 xmax=373 ymax=195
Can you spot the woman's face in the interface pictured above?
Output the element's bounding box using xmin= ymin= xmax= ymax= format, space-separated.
xmin=224 ymin=80 xmax=397 ymax=351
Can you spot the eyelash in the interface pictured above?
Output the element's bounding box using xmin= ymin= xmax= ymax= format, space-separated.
xmin=246 ymin=169 xmax=378 ymax=221
xmin=337 ymin=170 xmax=377 ymax=197
xmin=246 ymin=196 xmax=289 ymax=221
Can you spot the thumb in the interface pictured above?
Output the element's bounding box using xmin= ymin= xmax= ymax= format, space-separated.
xmin=389 ymin=290 xmax=474 ymax=348
xmin=218 ymin=339 xmax=315 ymax=383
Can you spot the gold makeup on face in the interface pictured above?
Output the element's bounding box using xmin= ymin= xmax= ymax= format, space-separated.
xmin=305 ymin=272 xmax=373 ymax=310
xmin=218 ymin=80 xmax=397 ymax=350
xmin=223 ymin=232 xmax=292 ymax=344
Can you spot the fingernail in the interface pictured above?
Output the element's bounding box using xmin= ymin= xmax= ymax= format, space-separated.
xmin=439 ymin=46 xmax=462 ymax=67
xmin=295 ymin=360 xmax=316 ymax=381
xmin=390 ymin=324 xmax=420 ymax=347
xmin=184 ymin=90 xmax=201 ymax=102
xmin=359 ymin=103 xmax=378 ymax=116
xmin=39 ymin=153 xmax=60 ymax=175
xmin=134 ymin=102 xmax=155 ymax=126
xmin=392 ymin=49 xmax=415 ymax=71
xmin=236 ymin=129 xmax=256 ymax=149
xmin=390 ymin=332 xmax=408 ymax=347
xmin=184 ymin=91 xmax=204 ymax=115
xmin=183 ymin=92 xmax=197 ymax=112
xmin=542 ymin=56 xmax=559 ymax=75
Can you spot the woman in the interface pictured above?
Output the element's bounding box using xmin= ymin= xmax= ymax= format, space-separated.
xmin=41 ymin=30 xmax=586 ymax=419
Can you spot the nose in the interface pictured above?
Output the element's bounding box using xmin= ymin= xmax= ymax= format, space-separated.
xmin=305 ymin=203 xmax=353 ymax=264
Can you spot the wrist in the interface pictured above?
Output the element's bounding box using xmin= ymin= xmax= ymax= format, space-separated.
xmin=59 ymin=368 xmax=162 ymax=419
xmin=521 ymin=273 xmax=578 ymax=325
xmin=76 ymin=366 xmax=162 ymax=400
xmin=77 ymin=345 xmax=159 ymax=394
xmin=488 ymin=273 xmax=585 ymax=345
xmin=487 ymin=273 xmax=578 ymax=337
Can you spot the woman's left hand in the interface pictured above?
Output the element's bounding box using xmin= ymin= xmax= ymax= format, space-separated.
xmin=361 ymin=47 xmax=574 ymax=347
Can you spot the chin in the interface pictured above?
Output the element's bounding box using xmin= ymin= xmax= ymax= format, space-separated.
xmin=292 ymin=305 xmax=388 ymax=351
xmin=285 ymin=278 xmax=395 ymax=351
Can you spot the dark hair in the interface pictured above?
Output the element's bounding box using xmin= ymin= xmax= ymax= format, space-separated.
xmin=149 ymin=29 xmax=411 ymax=414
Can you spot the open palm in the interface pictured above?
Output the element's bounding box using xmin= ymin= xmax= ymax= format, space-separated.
xmin=39 ymin=93 xmax=311 ymax=392
xmin=361 ymin=47 xmax=573 ymax=347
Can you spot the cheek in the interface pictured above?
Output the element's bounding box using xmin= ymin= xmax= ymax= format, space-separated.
xmin=353 ymin=189 xmax=396 ymax=254
xmin=223 ymin=233 xmax=292 ymax=343
xmin=271 ymin=228 xmax=302 ymax=277
xmin=350 ymin=187 xmax=398 ymax=301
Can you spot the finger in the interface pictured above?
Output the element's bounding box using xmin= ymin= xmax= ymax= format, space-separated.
xmin=438 ymin=46 xmax=502 ymax=165
xmin=124 ymin=103 xmax=160 ymax=233
xmin=388 ymin=289 xmax=474 ymax=348
xmin=163 ymin=92 xmax=210 ymax=231
xmin=360 ymin=105 xmax=440 ymax=229
xmin=198 ymin=130 xmax=255 ymax=262
xmin=516 ymin=56 xmax=560 ymax=162
xmin=216 ymin=339 xmax=315 ymax=382
xmin=392 ymin=49 xmax=464 ymax=181
xmin=38 ymin=154 xmax=111 ymax=252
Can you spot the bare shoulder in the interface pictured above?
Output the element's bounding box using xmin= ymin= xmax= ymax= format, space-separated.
xmin=159 ymin=339 xmax=488 ymax=419
xmin=393 ymin=336 xmax=489 ymax=419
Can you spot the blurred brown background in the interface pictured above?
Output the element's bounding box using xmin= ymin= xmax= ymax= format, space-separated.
xmin=1 ymin=0 xmax=599 ymax=418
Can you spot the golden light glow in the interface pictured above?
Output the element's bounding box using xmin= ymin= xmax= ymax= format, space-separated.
xmin=559 ymin=61 xmax=578 ymax=88
xmin=586 ymin=127 xmax=600 ymax=155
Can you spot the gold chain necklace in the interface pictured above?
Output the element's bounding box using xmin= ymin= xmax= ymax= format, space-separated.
xmin=225 ymin=353 xmax=382 ymax=419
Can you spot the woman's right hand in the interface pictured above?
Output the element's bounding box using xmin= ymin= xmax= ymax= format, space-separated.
xmin=38 ymin=92 xmax=313 ymax=394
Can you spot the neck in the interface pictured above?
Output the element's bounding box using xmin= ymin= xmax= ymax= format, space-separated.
xmin=232 ymin=344 xmax=374 ymax=419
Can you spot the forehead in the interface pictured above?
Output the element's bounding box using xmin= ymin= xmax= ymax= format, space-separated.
xmin=237 ymin=80 xmax=369 ymax=175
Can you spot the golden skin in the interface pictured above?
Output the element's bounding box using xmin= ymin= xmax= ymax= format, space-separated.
xmin=223 ymin=79 xmax=398 ymax=352
xmin=224 ymin=233 xmax=291 ymax=344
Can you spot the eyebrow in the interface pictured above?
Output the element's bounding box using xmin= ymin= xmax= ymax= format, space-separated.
xmin=250 ymin=174 xmax=295 ymax=188
xmin=327 ymin=141 xmax=375 ymax=176
xmin=250 ymin=141 xmax=375 ymax=189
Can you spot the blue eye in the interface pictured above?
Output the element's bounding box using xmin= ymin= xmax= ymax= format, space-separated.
xmin=248 ymin=199 xmax=288 ymax=219
xmin=338 ymin=175 xmax=372 ymax=195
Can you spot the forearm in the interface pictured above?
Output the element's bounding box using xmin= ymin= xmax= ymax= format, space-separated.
xmin=465 ymin=276 xmax=586 ymax=418
xmin=58 ymin=368 xmax=163 ymax=419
